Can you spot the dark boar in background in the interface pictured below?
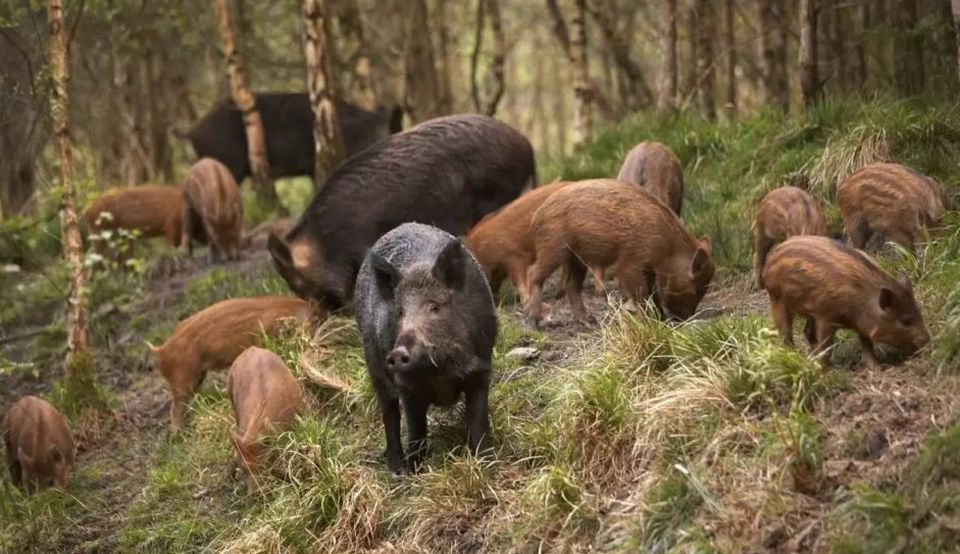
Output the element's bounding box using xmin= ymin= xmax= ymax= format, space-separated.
xmin=753 ymin=186 xmax=828 ymax=288
xmin=185 ymin=92 xmax=404 ymax=183
xmin=837 ymin=162 xmax=944 ymax=253
xmin=355 ymin=223 xmax=497 ymax=474
xmin=181 ymin=157 xmax=244 ymax=262
xmin=269 ymin=114 xmax=536 ymax=311
xmin=3 ymin=396 xmax=75 ymax=491
xmin=763 ymin=236 xmax=929 ymax=367
xmin=616 ymin=140 xmax=685 ymax=215
xmin=526 ymin=179 xmax=714 ymax=327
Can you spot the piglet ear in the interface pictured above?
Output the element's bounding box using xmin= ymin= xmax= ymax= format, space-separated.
xmin=370 ymin=253 xmax=401 ymax=300
xmin=433 ymin=239 xmax=466 ymax=290
xmin=691 ymin=246 xmax=710 ymax=276
xmin=879 ymin=287 xmax=898 ymax=313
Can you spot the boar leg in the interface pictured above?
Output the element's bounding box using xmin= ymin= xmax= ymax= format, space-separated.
xmin=375 ymin=389 xmax=406 ymax=474
xmin=563 ymin=261 xmax=591 ymax=323
xmin=770 ymin=299 xmax=795 ymax=347
xmin=591 ymin=266 xmax=606 ymax=297
xmin=858 ymin=335 xmax=880 ymax=368
xmin=803 ymin=317 xmax=817 ymax=348
xmin=402 ymin=396 xmax=429 ymax=473
xmin=754 ymin=235 xmax=774 ymax=289
xmin=464 ymin=372 xmax=493 ymax=456
xmin=847 ymin=220 xmax=872 ymax=250
xmin=5 ymin=439 xmax=21 ymax=486
xmin=811 ymin=320 xmax=836 ymax=367
xmin=505 ymin=262 xmax=528 ymax=305
xmin=525 ymin=249 xmax=566 ymax=327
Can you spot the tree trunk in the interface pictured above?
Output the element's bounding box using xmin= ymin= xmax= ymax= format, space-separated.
xmin=586 ymin=0 xmax=653 ymax=111
xmin=0 ymin=27 xmax=42 ymax=219
xmin=435 ymin=0 xmax=454 ymax=114
xmin=571 ymin=0 xmax=592 ymax=147
xmin=657 ymin=0 xmax=679 ymax=113
xmin=952 ymin=0 xmax=960 ymax=84
xmin=337 ymin=0 xmax=377 ymax=110
xmin=470 ymin=0 xmax=506 ymax=116
xmin=302 ymin=0 xmax=345 ymax=189
xmin=724 ymin=0 xmax=737 ymax=119
xmin=48 ymin=0 xmax=91 ymax=380
xmin=893 ymin=0 xmax=923 ymax=96
xmin=799 ymin=0 xmax=821 ymax=106
xmin=694 ymin=0 xmax=716 ymax=120
xmin=544 ymin=0 xmax=616 ymax=120
xmin=211 ymin=0 xmax=277 ymax=207
xmin=757 ymin=0 xmax=789 ymax=111
xmin=403 ymin=0 xmax=443 ymax=123
xmin=148 ymin=50 xmax=174 ymax=182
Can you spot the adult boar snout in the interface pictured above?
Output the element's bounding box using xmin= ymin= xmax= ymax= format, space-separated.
xmin=386 ymin=345 xmax=413 ymax=372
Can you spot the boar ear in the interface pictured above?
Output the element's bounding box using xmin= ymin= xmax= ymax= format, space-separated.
xmin=433 ymin=239 xmax=466 ymax=289
xmin=370 ymin=253 xmax=401 ymax=300
xmin=691 ymin=246 xmax=710 ymax=276
xmin=267 ymin=232 xmax=293 ymax=269
xmin=879 ymin=287 xmax=898 ymax=313
xmin=896 ymin=271 xmax=913 ymax=292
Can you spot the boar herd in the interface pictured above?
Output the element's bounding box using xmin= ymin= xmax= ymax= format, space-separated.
xmin=3 ymin=108 xmax=946 ymax=489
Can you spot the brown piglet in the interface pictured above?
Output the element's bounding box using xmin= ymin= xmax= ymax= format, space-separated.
xmin=465 ymin=181 xmax=572 ymax=303
xmin=616 ymin=140 xmax=684 ymax=216
xmin=525 ymin=179 xmax=714 ymax=327
xmin=837 ymin=162 xmax=944 ymax=253
xmin=182 ymin=158 xmax=244 ymax=262
xmin=148 ymin=296 xmax=315 ymax=430
xmin=763 ymin=236 xmax=929 ymax=367
xmin=228 ymin=347 xmax=303 ymax=478
xmin=2 ymin=396 xmax=75 ymax=491
xmin=83 ymin=185 xmax=187 ymax=248
xmin=753 ymin=186 xmax=828 ymax=288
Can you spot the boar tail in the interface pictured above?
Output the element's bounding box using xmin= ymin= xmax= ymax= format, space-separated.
xmin=145 ymin=340 xmax=161 ymax=354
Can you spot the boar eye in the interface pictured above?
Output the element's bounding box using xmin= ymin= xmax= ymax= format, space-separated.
xmin=429 ymin=303 xmax=440 ymax=313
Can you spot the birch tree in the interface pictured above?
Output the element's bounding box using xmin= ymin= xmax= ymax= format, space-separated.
xmin=571 ymin=0 xmax=592 ymax=147
xmin=657 ymin=0 xmax=678 ymax=113
xmin=302 ymin=0 xmax=345 ymax=188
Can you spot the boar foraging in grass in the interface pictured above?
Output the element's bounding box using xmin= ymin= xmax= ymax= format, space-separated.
xmin=465 ymin=181 xmax=573 ymax=303
xmin=753 ymin=186 xmax=829 ymax=288
xmin=228 ymin=347 xmax=303 ymax=478
xmin=356 ymin=223 xmax=497 ymax=474
xmin=149 ymin=296 xmax=314 ymax=430
xmin=525 ymin=179 xmax=714 ymax=327
xmin=763 ymin=236 xmax=929 ymax=368
xmin=838 ymin=162 xmax=944 ymax=253
xmin=269 ymin=114 xmax=535 ymax=312
xmin=83 ymin=185 xmax=190 ymax=249
xmin=182 ymin=157 xmax=243 ymax=262
xmin=2 ymin=396 xmax=75 ymax=491
xmin=616 ymin=140 xmax=684 ymax=216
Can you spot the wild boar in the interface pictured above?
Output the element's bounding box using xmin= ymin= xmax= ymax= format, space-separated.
xmin=837 ymin=162 xmax=944 ymax=253
xmin=525 ymin=179 xmax=714 ymax=327
xmin=616 ymin=140 xmax=685 ymax=215
xmin=228 ymin=346 xmax=303 ymax=478
xmin=465 ymin=181 xmax=572 ymax=303
xmin=148 ymin=295 xmax=314 ymax=430
xmin=270 ymin=114 xmax=536 ymax=312
xmin=753 ymin=186 xmax=829 ymax=288
xmin=83 ymin=185 xmax=188 ymax=248
xmin=762 ymin=236 xmax=929 ymax=367
xmin=2 ymin=396 xmax=75 ymax=491
xmin=185 ymin=92 xmax=404 ymax=183
xmin=182 ymin=157 xmax=244 ymax=262
xmin=355 ymin=223 xmax=497 ymax=474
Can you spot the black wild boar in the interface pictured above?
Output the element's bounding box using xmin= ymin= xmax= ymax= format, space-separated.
xmin=269 ymin=113 xmax=536 ymax=312
xmin=185 ymin=92 xmax=404 ymax=183
xmin=355 ymin=223 xmax=497 ymax=474
xmin=763 ymin=236 xmax=930 ymax=368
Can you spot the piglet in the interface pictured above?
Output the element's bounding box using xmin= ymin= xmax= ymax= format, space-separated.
xmin=2 ymin=396 xmax=75 ymax=491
